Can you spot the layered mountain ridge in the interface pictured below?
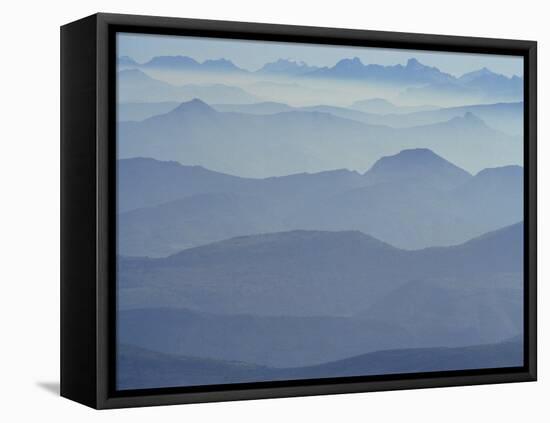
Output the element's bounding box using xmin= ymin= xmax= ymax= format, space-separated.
xmin=117 ymin=146 xmax=522 ymax=256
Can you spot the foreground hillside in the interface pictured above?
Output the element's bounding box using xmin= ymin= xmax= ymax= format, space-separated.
xmin=119 ymin=223 xmax=522 ymax=316
xmin=118 ymin=339 xmax=522 ymax=390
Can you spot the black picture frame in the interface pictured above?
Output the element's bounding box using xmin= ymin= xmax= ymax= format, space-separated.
xmin=60 ymin=12 xmax=537 ymax=409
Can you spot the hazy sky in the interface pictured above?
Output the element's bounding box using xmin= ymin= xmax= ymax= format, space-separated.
xmin=118 ymin=32 xmax=523 ymax=77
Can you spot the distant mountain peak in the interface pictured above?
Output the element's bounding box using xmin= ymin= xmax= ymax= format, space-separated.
xmin=394 ymin=147 xmax=437 ymax=157
xmin=449 ymin=112 xmax=487 ymax=127
xmin=170 ymin=98 xmax=216 ymax=114
xmin=371 ymin=148 xmax=445 ymax=166
xmin=405 ymin=58 xmax=441 ymax=73
xmin=406 ymin=58 xmax=423 ymax=69
xmin=269 ymin=58 xmax=308 ymax=66
xmin=306 ymin=56 xmax=453 ymax=84
xmin=257 ymin=58 xmax=319 ymax=75
xmin=334 ymin=57 xmax=364 ymax=69
xmin=365 ymin=148 xmax=471 ymax=189
xmin=142 ymin=56 xmax=243 ymax=72
xmin=145 ymin=55 xmax=199 ymax=67
xmin=459 ymin=67 xmax=499 ymax=82
xmin=202 ymin=58 xmax=243 ymax=71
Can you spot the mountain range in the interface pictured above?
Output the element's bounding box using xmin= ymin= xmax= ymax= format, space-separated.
xmin=142 ymin=56 xmax=247 ymax=73
xmin=118 ymin=222 xmax=523 ymax=315
xmin=119 ymin=55 xmax=453 ymax=82
xmin=300 ymin=57 xmax=522 ymax=104
xmin=398 ymin=72 xmax=523 ymax=106
xmin=117 ymin=69 xmax=259 ymax=104
xmin=117 ymin=146 xmax=522 ymax=256
xmin=114 ymin=51 xmax=525 ymax=391
xmin=304 ymin=57 xmax=456 ymax=84
xmin=205 ymin=100 xmax=522 ymax=136
xmin=119 ymin=55 xmax=520 ymax=87
xmin=117 ymin=100 xmax=522 ymax=138
xmin=295 ymin=160 xmax=522 ymax=250
xmin=119 ymin=266 xmax=522 ymax=368
xmin=117 ymin=56 xmax=523 ymax=105
xmin=117 ymin=98 xmax=386 ymax=177
xmin=118 ymin=339 xmax=522 ymax=389
xmin=118 ymin=98 xmax=522 ymax=177
xmin=119 ymin=307 xmax=413 ymax=368
xmin=257 ymin=58 xmax=320 ymax=76
xmin=204 ymin=100 xmax=522 ymax=136
xmin=114 ymin=49 xmax=525 ymax=391
xmin=353 ymin=101 xmax=523 ymax=135
xmin=117 ymin=222 xmax=523 ymax=383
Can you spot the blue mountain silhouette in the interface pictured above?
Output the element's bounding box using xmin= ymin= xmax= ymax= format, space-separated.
xmin=256 ymin=58 xmax=319 ymax=76
xmin=304 ymin=57 xmax=455 ymax=84
xmin=118 ymin=223 xmax=523 ymax=316
xmin=118 ymin=337 xmax=522 ymax=389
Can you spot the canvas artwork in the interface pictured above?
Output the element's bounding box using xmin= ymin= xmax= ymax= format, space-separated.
xmin=115 ymin=33 xmax=524 ymax=391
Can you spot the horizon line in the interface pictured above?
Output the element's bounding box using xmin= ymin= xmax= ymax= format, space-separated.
xmin=117 ymin=54 xmax=523 ymax=79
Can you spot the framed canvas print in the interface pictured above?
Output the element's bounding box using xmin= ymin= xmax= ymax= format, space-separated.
xmin=60 ymin=13 xmax=537 ymax=409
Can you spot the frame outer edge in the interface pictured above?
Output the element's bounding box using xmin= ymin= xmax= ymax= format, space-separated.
xmin=527 ymin=42 xmax=537 ymax=380
xmin=60 ymin=14 xmax=99 ymax=409
xmin=96 ymin=12 xmax=536 ymax=49
xmin=96 ymin=12 xmax=112 ymax=410
xmin=66 ymin=12 xmax=538 ymax=409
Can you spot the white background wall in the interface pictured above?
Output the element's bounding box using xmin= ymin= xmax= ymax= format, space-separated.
xmin=0 ymin=0 xmax=546 ymax=421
